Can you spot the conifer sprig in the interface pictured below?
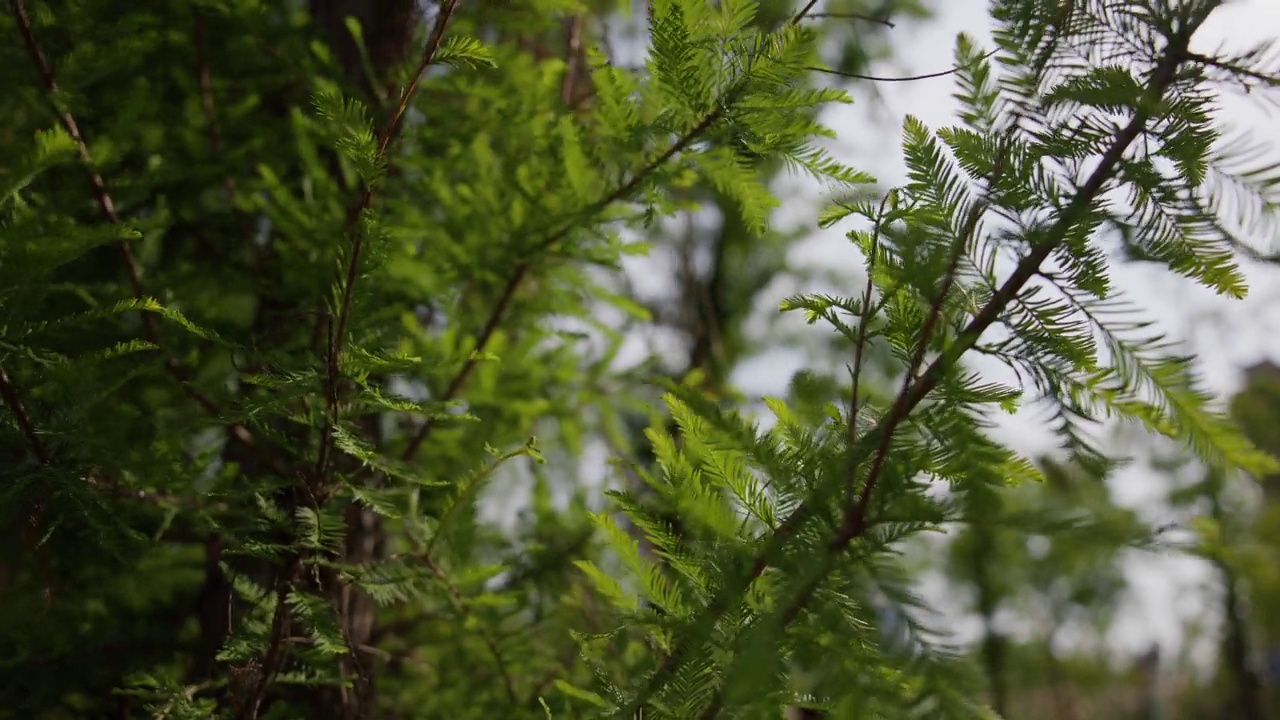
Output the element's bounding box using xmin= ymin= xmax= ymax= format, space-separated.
xmin=246 ymin=2 xmax=466 ymax=712
xmin=607 ymin=2 xmax=1278 ymax=716
xmin=400 ymin=0 xmax=828 ymax=463
xmin=315 ymin=0 xmax=463 ymax=484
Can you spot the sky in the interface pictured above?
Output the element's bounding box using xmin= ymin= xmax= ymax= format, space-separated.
xmin=731 ymin=0 xmax=1280 ymax=667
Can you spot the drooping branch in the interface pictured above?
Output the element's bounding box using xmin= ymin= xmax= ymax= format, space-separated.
xmin=805 ymin=49 xmax=998 ymax=84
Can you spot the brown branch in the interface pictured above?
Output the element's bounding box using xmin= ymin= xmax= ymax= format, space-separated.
xmin=314 ymin=0 xmax=462 ymax=483
xmin=561 ymin=15 xmax=585 ymax=106
xmin=10 ymin=0 xmax=132 ymax=274
xmin=1187 ymin=50 xmax=1280 ymax=89
xmin=237 ymin=5 xmax=465 ymax=714
xmin=11 ymin=0 xmax=291 ymax=480
xmin=237 ymin=561 xmax=303 ymax=720
xmin=846 ymin=155 xmax=1005 ymax=534
xmin=1 ymin=363 xmax=56 ymax=593
xmin=0 ymin=364 xmax=51 ymax=466
xmin=804 ymin=11 xmax=896 ymax=28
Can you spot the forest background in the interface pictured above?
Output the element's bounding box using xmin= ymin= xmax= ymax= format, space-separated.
xmin=2 ymin=0 xmax=1279 ymax=718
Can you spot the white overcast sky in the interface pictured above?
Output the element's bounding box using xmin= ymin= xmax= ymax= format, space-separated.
xmin=730 ymin=0 xmax=1280 ymax=665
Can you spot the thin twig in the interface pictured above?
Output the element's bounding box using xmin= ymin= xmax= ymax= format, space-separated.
xmin=805 ymin=49 xmax=998 ymax=84
xmin=421 ymin=551 xmax=520 ymax=706
xmin=804 ymin=11 xmax=896 ymax=28
xmin=843 ymin=195 xmax=890 ymax=506
xmin=0 ymin=363 xmax=57 ymax=570
xmin=237 ymin=562 xmax=302 ymax=720
xmin=846 ymin=161 xmax=1002 ymax=538
xmin=1187 ymin=51 xmax=1280 ymax=88
xmin=0 ymin=364 xmax=51 ymax=465
xmin=314 ymin=0 xmax=462 ymax=483
xmin=10 ymin=0 xmax=132 ymax=274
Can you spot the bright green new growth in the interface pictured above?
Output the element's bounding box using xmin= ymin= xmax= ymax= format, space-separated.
xmin=1 ymin=0 xmax=1278 ymax=718
xmin=577 ymin=0 xmax=1280 ymax=717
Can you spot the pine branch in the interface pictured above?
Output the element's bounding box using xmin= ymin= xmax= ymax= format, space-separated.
xmin=801 ymin=11 xmax=1195 ymax=647
xmin=1187 ymin=50 xmax=1280 ymax=89
xmin=315 ymin=0 xmax=462 ymax=484
xmin=763 ymin=18 xmax=1204 ymax=642
xmin=399 ymin=109 xmax=721 ymax=462
xmin=400 ymin=0 xmax=825 ymax=463
xmin=617 ymin=18 xmax=1199 ymax=717
xmin=243 ymin=5 xmax=464 ymax=713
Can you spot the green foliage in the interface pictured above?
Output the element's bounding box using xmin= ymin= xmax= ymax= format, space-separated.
xmin=0 ymin=0 xmax=1278 ymax=719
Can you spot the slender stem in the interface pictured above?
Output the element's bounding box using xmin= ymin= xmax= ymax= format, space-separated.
xmin=804 ymin=11 xmax=896 ymax=28
xmin=804 ymin=50 xmax=997 ymax=84
xmin=315 ymin=0 xmax=462 ymax=483
xmin=847 ymin=165 xmax=999 ymax=538
xmin=0 ymin=364 xmax=50 ymax=465
xmin=240 ymin=4 xmax=464 ymax=714
xmin=843 ymin=196 xmax=889 ymax=506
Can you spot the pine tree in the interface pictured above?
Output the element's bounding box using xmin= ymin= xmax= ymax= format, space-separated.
xmin=1 ymin=0 xmax=1278 ymax=719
